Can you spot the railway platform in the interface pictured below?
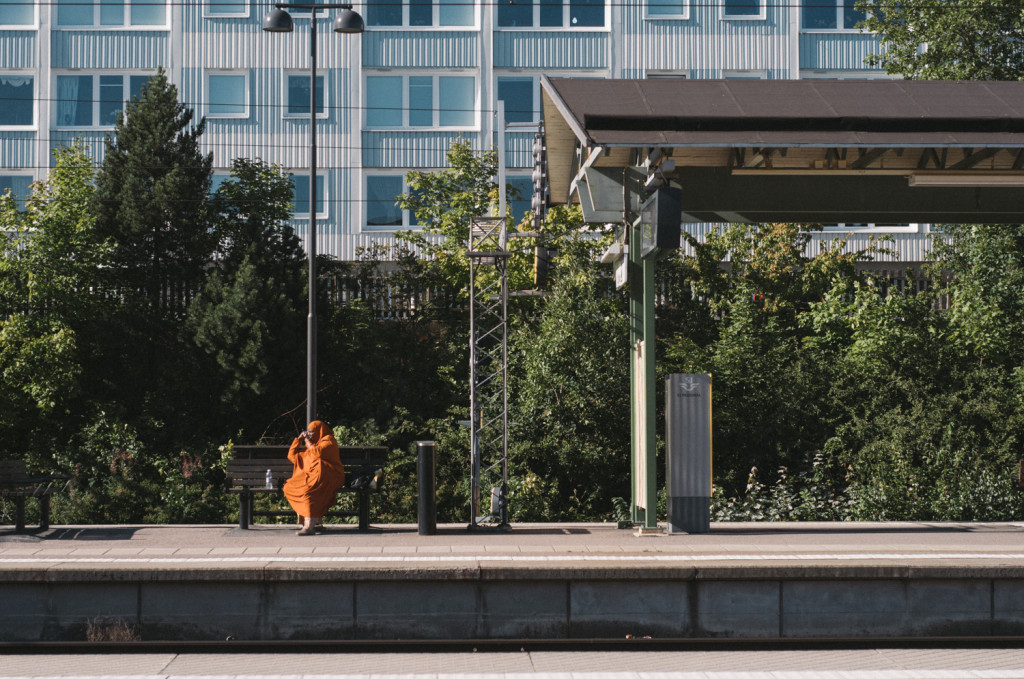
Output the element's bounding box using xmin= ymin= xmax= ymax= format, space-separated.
xmin=2 ymin=521 xmax=1024 ymax=642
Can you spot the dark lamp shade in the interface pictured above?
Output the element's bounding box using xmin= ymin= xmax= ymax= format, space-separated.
xmin=333 ymin=9 xmax=365 ymax=33
xmin=262 ymin=8 xmax=294 ymax=32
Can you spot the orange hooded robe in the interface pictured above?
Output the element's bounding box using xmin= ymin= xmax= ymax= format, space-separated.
xmin=283 ymin=420 xmax=346 ymax=518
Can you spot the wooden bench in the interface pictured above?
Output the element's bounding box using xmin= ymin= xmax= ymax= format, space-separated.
xmin=226 ymin=445 xmax=387 ymax=531
xmin=0 ymin=460 xmax=68 ymax=533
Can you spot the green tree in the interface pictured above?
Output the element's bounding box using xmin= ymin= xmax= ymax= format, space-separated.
xmin=397 ymin=139 xmax=537 ymax=297
xmin=858 ymin=0 xmax=1024 ymax=80
xmin=185 ymin=159 xmax=306 ymax=433
xmin=0 ymin=144 xmax=112 ymax=461
xmin=930 ymin=225 xmax=1024 ymax=368
xmin=660 ymin=224 xmax=884 ymax=493
xmin=93 ymin=68 xmax=215 ymax=306
xmin=508 ymin=222 xmax=629 ymax=520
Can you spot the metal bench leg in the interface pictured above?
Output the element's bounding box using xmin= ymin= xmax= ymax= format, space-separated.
xmin=358 ymin=492 xmax=370 ymax=531
xmin=39 ymin=494 xmax=50 ymax=531
xmin=14 ymin=497 xmax=25 ymax=533
xmin=239 ymin=492 xmax=249 ymax=529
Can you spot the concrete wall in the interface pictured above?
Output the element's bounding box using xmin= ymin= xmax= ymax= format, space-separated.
xmin=2 ymin=567 xmax=1023 ymax=641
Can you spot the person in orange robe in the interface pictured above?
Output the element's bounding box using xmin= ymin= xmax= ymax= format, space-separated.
xmin=283 ymin=420 xmax=346 ymax=535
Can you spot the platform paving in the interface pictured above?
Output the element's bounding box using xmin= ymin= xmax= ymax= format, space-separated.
xmin=5 ymin=648 xmax=1024 ymax=679
xmin=3 ymin=522 xmax=1024 ymax=642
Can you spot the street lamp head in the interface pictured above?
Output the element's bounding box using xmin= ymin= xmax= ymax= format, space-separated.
xmin=262 ymin=8 xmax=294 ymax=32
xmin=333 ymin=7 xmax=365 ymax=33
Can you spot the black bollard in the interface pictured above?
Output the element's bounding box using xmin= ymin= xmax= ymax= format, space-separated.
xmin=417 ymin=440 xmax=437 ymax=536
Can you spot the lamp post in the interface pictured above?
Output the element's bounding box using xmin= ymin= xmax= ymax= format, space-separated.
xmin=263 ymin=3 xmax=364 ymax=425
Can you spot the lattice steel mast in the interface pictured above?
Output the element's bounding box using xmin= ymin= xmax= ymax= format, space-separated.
xmin=467 ymin=216 xmax=510 ymax=529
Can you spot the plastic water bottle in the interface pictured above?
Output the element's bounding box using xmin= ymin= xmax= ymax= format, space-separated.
xmin=265 ymin=469 xmax=273 ymax=490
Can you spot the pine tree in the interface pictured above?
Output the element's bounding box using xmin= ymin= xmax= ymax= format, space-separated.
xmin=93 ymin=67 xmax=214 ymax=311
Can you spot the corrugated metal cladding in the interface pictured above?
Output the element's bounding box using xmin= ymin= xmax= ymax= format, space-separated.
xmin=505 ymin=131 xmax=534 ymax=168
xmin=678 ymin=226 xmax=941 ymax=264
xmin=181 ymin=10 xmax=262 ymax=34
xmin=362 ymin=131 xmax=480 ymax=168
xmin=618 ymin=3 xmax=788 ymax=76
xmin=49 ymin=131 xmax=107 ymax=166
xmin=0 ymin=31 xmax=35 ymax=68
xmin=185 ymin=26 xmax=362 ymax=71
xmin=805 ymin=231 xmax=940 ymax=263
xmin=362 ymin=31 xmax=478 ymax=69
xmin=0 ymin=133 xmax=36 ymax=168
xmin=493 ymin=32 xmax=607 ymax=70
xmin=51 ymin=31 xmax=168 ymax=69
xmin=322 ymin=231 xmax=437 ymax=261
xmin=799 ymin=32 xmax=882 ymax=71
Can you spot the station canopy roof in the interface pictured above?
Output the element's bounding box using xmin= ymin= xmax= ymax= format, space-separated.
xmin=540 ymin=77 xmax=1024 ymax=224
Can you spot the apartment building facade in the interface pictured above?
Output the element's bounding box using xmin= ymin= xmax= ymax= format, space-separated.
xmin=1 ymin=0 xmax=937 ymax=261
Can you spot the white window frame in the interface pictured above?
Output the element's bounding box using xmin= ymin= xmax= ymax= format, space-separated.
xmin=495 ymin=0 xmax=611 ymax=31
xmin=53 ymin=0 xmax=170 ymax=29
xmin=644 ymin=0 xmax=689 ymax=21
xmin=283 ymin=71 xmax=329 ymax=120
xmin=53 ymin=71 xmax=152 ymax=130
xmin=721 ymin=0 xmax=765 ymax=21
xmin=205 ymin=70 xmax=249 ymax=119
xmin=364 ymin=173 xmax=416 ymax=232
xmin=364 ymin=0 xmax=479 ymax=29
xmin=289 ymin=171 xmax=328 ymax=220
xmin=203 ymin=0 xmax=249 ymax=19
xmin=0 ymin=0 xmax=37 ymax=28
xmin=0 ymin=73 xmax=35 ymax=129
xmin=800 ymin=0 xmax=869 ymax=32
xmin=363 ymin=72 xmax=479 ymax=130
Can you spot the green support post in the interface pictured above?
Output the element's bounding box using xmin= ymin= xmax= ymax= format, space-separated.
xmin=628 ymin=223 xmax=659 ymax=530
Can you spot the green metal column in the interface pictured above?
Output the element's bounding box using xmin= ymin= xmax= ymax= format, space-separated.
xmin=629 ymin=224 xmax=658 ymax=530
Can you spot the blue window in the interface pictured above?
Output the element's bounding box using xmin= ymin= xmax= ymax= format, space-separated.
xmin=365 ymin=74 xmax=476 ymax=128
xmin=291 ymin=173 xmax=326 ymax=217
xmin=207 ymin=72 xmax=248 ymax=118
xmin=723 ymin=0 xmax=760 ymax=17
xmin=409 ymin=77 xmax=433 ymax=127
xmin=647 ymin=0 xmax=686 ymax=17
xmin=366 ymin=0 xmax=401 ymax=25
xmin=286 ymin=74 xmax=325 ymax=117
xmin=366 ymin=0 xmax=474 ymax=27
xmin=498 ymin=0 xmax=532 ymax=27
xmin=56 ymin=74 xmax=147 ymax=128
xmin=0 ymin=0 xmax=34 ymax=24
xmin=439 ymin=0 xmax=472 ymax=25
xmin=438 ymin=77 xmax=474 ymax=127
xmin=0 ymin=76 xmax=33 ymax=127
xmin=0 ymin=175 xmax=33 ymax=209
xmin=206 ymin=0 xmax=247 ymax=16
xmin=506 ymin=175 xmax=532 ymax=226
xmin=498 ymin=0 xmax=605 ymax=27
xmin=365 ymin=175 xmax=404 ymax=229
xmin=569 ymin=0 xmax=602 ymax=26
xmin=804 ymin=0 xmax=864 ymax=27
xmin=56 ymin=0 xmax=167 ymax=26
xmin=497 ymin=77 xmax=535 ymax=123
xmin=366 ymin=76 xmax=404 ymax=126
